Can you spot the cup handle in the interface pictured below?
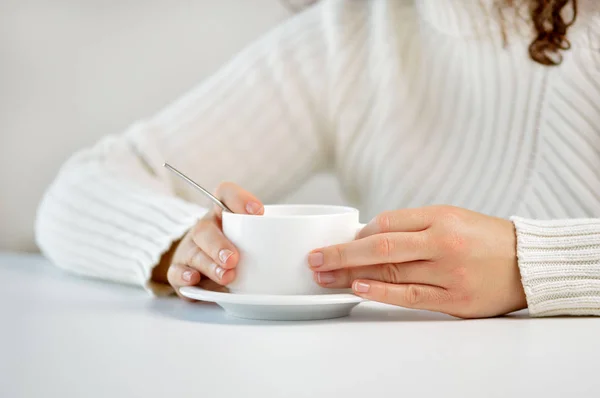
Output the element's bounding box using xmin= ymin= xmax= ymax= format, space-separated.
xmin=355 ymin=222 xmax=367 ymax=238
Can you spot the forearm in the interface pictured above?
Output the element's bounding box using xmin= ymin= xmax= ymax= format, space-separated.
xmin=35 ymin=128 xmax=206 ymax=293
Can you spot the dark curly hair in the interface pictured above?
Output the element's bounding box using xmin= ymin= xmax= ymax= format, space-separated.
xmin=282 ymin=0 xmax=579 ymax=66
xmin=527 ymin=0 xmax=578 ymax=65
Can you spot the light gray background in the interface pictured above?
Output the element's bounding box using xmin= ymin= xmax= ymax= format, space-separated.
xmin=0 ymin=0 xmax=344 ymax=252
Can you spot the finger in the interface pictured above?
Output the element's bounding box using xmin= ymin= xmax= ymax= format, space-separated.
xmin=191 ymin=220 xmax=239 ymax=269
xmin=308 ymin=231 xmax=433 ymax=271
xmin=358 ymin=208 xmax=433 ymax=239
xmin=352 ymin=280 xmax=451 ymax=312
xmin=185 ymin=245 xmax=236 ymax=286
xmin=197 ymin=278 xmax=229 ymax=293
xmin=313 ymin=261 xmax=439 ymax=289
xmin=167 ymin=263 xmax=201 ymax=301
xmin=214 ymin=181 xmax=264 ymax=217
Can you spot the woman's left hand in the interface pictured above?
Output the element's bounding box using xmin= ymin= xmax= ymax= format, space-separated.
xmin=308 ymin=206 xmax=527 ymax=318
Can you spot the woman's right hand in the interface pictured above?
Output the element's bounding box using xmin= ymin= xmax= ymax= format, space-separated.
xmin=152 ymin=182 xmax=264 ymax=300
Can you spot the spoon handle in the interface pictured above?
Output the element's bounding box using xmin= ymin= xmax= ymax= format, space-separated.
xmin=163 ymin=162 xmax=232 ymax=213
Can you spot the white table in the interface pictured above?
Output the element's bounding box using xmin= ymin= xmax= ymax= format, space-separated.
xmin=1 ymin=252 xmax=599 ymax=398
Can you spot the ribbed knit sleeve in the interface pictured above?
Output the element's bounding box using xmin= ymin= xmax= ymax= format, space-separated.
xmin=512 ymin=217 xmax=600 ymax=317
xmin=35 ymin=5 xmax=336 ymax=294
xmin=35 ymin=126 xmax=209 ymax=295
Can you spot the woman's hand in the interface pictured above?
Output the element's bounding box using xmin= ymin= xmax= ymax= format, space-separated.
xmin=308 ymin=206 xmax=527 ymax=318
xmin=152 ymin=182 xmax=264 ymax=300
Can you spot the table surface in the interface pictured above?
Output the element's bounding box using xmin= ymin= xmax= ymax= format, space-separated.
xmin=1 ymin=252 xmax=599 ymax=398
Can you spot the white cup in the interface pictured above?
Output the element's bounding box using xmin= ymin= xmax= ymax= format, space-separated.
xmin=223 ymin=204 xmax=365 ymax=295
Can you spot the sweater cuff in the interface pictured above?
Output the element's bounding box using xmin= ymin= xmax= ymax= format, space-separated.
xmin=511 ymin=216 xmax=600 ymax=317
xmin=136 ymin=197 xmax=207 ymax=297
xmin=35 ymin=180 xmax=207 ymax=297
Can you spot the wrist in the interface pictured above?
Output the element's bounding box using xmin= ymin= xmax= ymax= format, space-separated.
xmin=152 ymin=238 xmax=182 ymax=284
xmin=506 ymin=218 xmax=528 ymax=312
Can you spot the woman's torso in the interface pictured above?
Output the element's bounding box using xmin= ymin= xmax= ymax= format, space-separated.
xmin=330 ymin=1 xmax=600 ymax=221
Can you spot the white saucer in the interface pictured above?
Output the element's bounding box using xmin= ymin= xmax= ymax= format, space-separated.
xmin=179 ymin=286 xmax=364 ymax=321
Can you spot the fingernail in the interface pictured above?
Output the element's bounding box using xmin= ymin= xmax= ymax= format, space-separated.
xmin=219 ymin=249 xmax=233 ymax=265
xmin=354 ymin=281 xmax=370 ymax=293
xmin=182 ymin=270 xmax=193 ymax=282
xmin=308 ymin=252 xmax=324 ymax=268
xmin=245 ymin=201 xmax=263 ymax=215
xmin=317 ymin=272 xmax=336 ymax=284
xmin=212 ymin=263 xmax=226 ymax=280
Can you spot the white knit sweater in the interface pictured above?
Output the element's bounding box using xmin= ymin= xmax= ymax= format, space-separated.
xmin=35 ymin=0 xmax=600 ymax=316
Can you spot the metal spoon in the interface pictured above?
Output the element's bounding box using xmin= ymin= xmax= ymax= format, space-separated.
xmin=163 ymin=162 xmax=232 ymax=213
